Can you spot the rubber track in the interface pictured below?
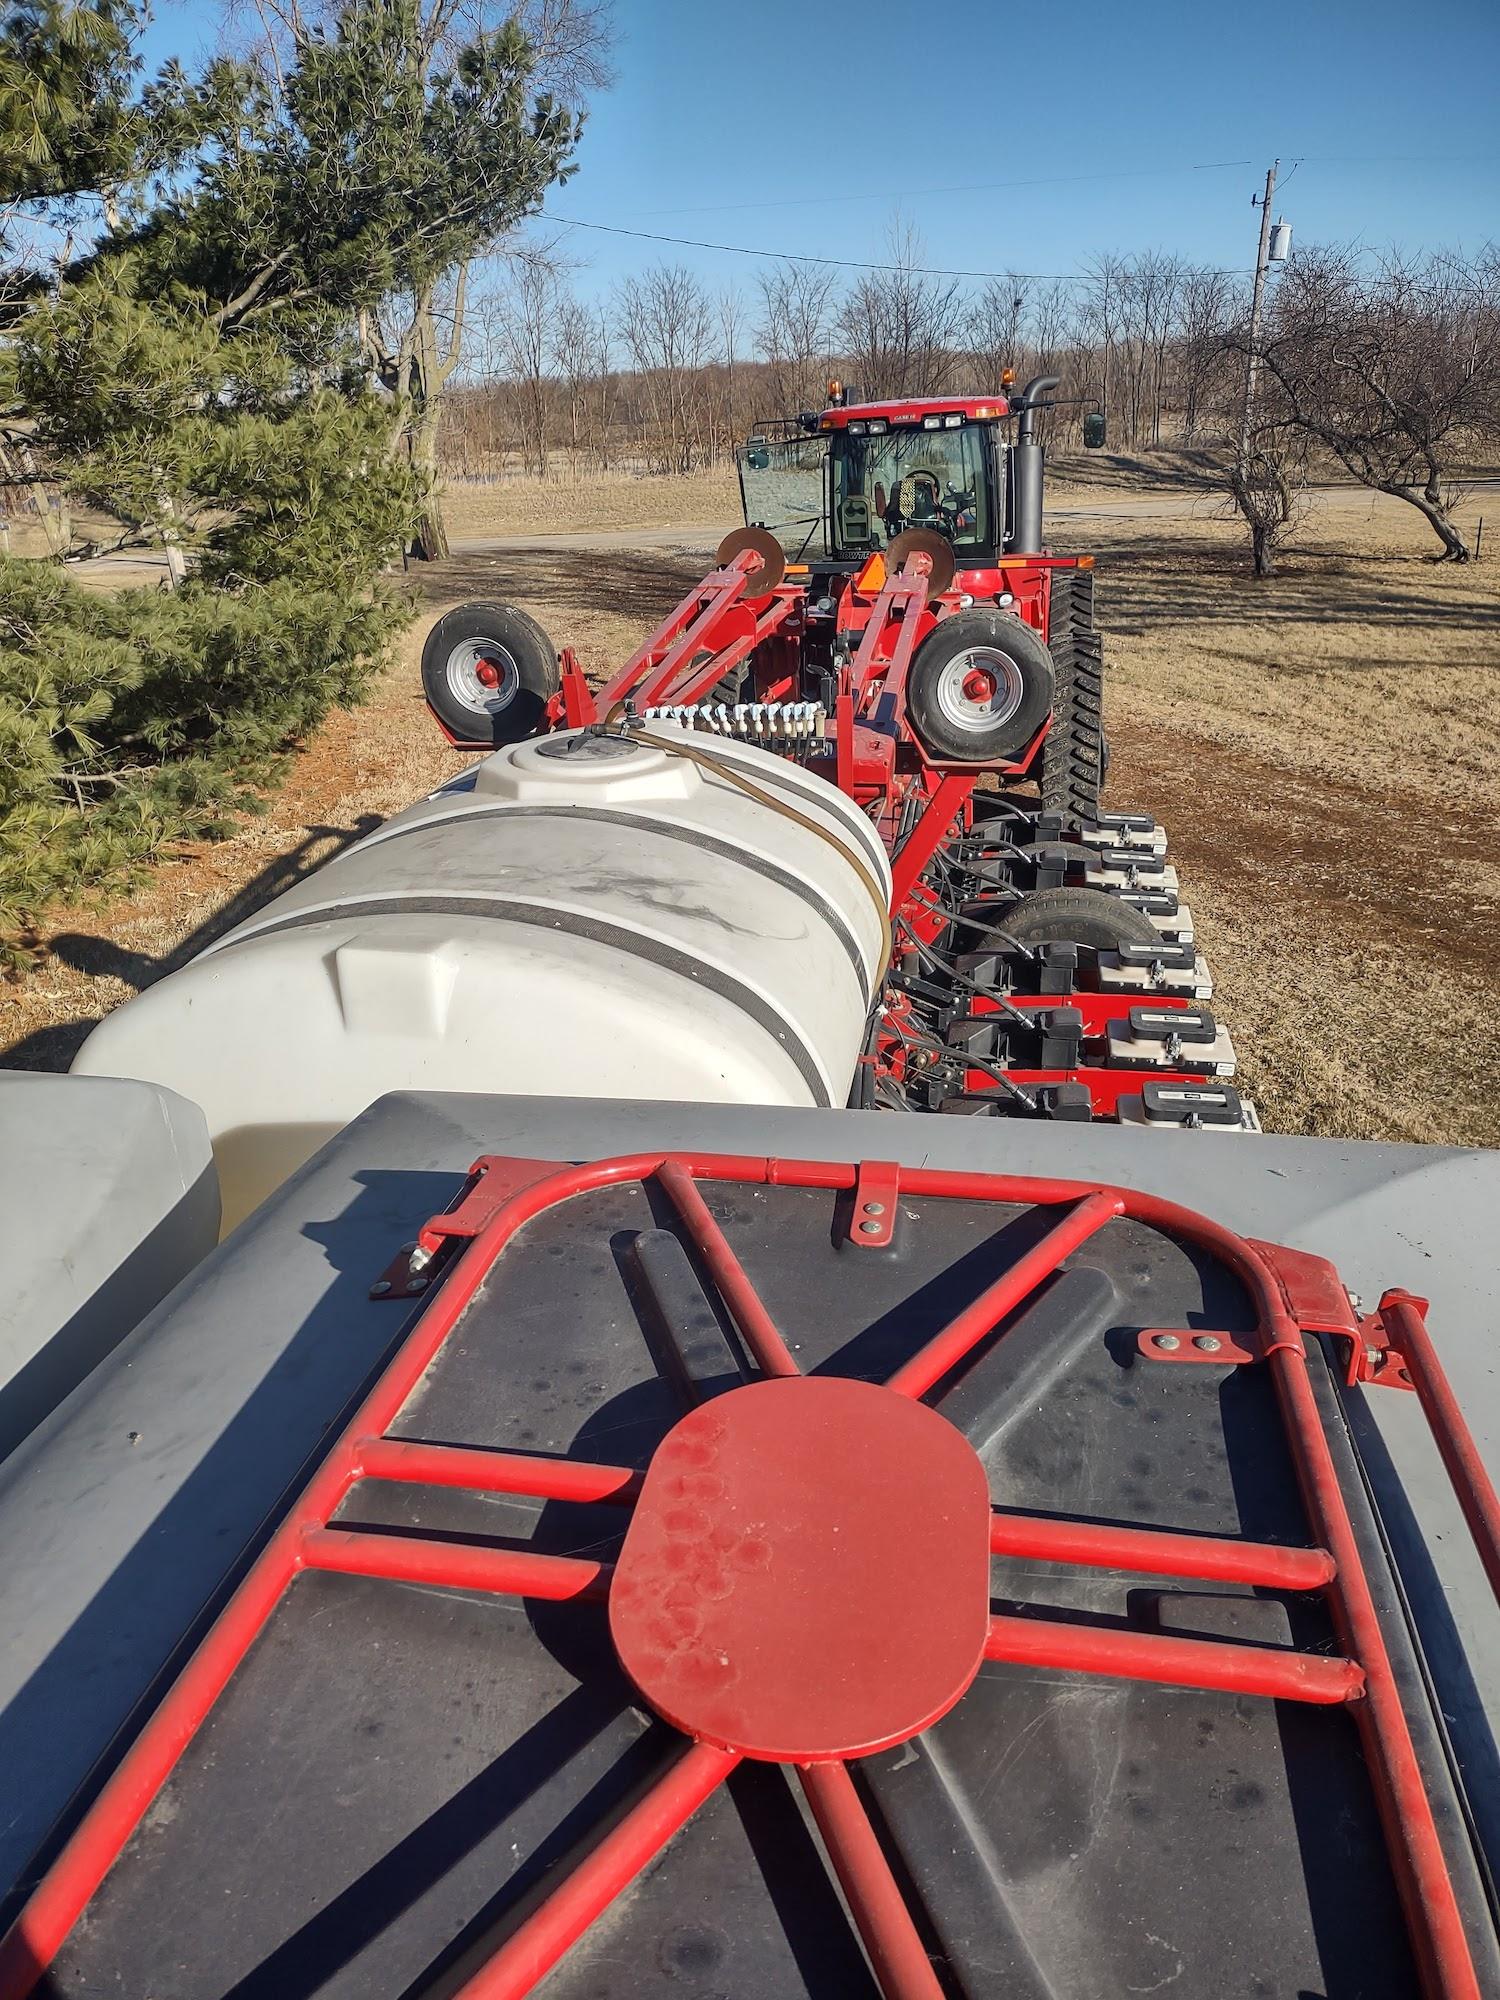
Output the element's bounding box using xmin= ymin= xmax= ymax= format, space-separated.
xmin=1041 ymin=569 xmax=1105 ymax=826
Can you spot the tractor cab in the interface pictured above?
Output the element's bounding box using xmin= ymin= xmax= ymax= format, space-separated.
xmin=738 ymin=380 xmax=1057 ymax=574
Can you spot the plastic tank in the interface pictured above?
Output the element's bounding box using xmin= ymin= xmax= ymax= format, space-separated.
xmin=73 ymin=727 xmax=892 ymax=1227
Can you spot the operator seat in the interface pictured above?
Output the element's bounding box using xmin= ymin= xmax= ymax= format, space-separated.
xmin=898 ymin=471 xmax=941 ymax=523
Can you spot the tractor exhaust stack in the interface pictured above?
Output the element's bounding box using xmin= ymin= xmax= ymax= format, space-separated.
xmin=1009 ymin=373 xmax=1059 ymax=555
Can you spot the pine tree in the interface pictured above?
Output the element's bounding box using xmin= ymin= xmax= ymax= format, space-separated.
xmin=1 ymin=0 xmax=588 ymax=961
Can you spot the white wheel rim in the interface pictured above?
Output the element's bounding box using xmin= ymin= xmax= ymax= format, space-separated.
xmin=446 ymin=638 xmax=519 ymax=715
xmin=932 ymin=647 xmax=1025 ymax=734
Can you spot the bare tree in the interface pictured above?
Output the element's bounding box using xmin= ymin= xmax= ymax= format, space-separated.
xmin=614 ymin=262 xmax=715 ymax=471
xmin=1076 ymin=252 xmax=1125 ymax=437
xmin=1178 ymin=266 xmax=1239 ymax=445
xmin=836 ymin=220 xmax=962 ymax=399
xmin=712 ymin=284 xmax=747 ymax=463
xmin=1253 ymin=246 xmax=1500 ymax=560
xmin=969 ymin=275 xmax=1029 ymax=390
xmin=476 ymin=245 xmax=564 ymax=476
xmin=754 ymin=261 xmax=840 ymax=413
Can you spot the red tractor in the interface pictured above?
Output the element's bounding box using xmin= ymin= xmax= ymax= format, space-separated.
xmin=422 ymin=378 xmax=1245 ymax=1131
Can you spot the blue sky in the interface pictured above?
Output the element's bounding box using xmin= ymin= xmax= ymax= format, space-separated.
xmin=144 ymin=0 xmax=1500 ymax=301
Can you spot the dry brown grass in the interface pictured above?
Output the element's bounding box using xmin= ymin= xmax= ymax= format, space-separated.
xmin=443 ymin=466 xmax=739 ymax=540
xmin=1053 ymin=496 xmax=1500 ymax=1148
xmin=4 ymin=472 xmax=1497 ymax=1154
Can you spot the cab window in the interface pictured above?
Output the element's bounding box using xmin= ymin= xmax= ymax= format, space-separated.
xmin=831 ymin=423 xmax=993 ymax=556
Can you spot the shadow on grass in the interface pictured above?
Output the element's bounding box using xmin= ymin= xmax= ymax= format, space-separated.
xmin=4 ymin=816 xmax=381 ymax=1073
xmin=1086 ymin=530 xmax=1500 ymax=634
xmin=406 ymin=545 xmax=707 ymax=622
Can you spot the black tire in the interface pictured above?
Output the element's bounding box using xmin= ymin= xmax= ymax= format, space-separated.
xmin=1041 ymin=569 xmax=1106 ymax=825
xmin=421 ymin=601 xmax=559 ymax=745
xmin=907 ymin=609 xmax=1055 ymax=763
xmin=996 ymin=885 xmax=1161 ymax=951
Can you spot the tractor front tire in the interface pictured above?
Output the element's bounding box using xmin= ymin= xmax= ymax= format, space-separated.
xmin=422 ymin=602 xmax=559 ymax=746
xmin=907 ymin=610 xmax=1055 ymax=763
xmin=1040 ymin=569 xmax=1106 ymax=825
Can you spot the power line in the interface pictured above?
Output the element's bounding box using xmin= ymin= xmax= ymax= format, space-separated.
xmin=631 ymin=159 xmax=1256 ymax=220
xmin=538 ymin=211 xmax=1257 ymax=283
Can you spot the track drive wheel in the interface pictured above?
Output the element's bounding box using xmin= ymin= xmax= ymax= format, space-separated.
xmin=1040 ymin=568 xmax=1106 ymax=825
xmin=907 ymin=609 xmax=1055 ymax=763
xmin=995 ymin=886 xmax=1161 ymax=950
xmin=421 ymin=601 xmax=559 ymax=745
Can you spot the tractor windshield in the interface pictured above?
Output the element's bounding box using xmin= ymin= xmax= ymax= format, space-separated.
xmin=831 ymin=423 xmax=994 ymax=557
xmin=737 ymin=435 xmax=830 ymax=559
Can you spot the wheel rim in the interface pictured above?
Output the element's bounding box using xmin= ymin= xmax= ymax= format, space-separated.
xmin=445 ymin=638 xmax=519 ymax=716
xmin=932 ymin=647 xmax=1025 ymax=735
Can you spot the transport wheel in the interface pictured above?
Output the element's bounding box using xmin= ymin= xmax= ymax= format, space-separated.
xmin=421 ymin=601 xmax=559 ymax=745
xmin=1041 ymin=570 xmax=1106 ymax=824
xmin=995 ymin=885 xmax=1161 ymax=950
xmin=907 ymin=610 xmax=1055 ymax=762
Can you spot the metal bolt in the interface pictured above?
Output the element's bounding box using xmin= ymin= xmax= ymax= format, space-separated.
xmin=370 ymin=1280 xmax=392 ymax=1298
xmin=1153 ymin=1333 xmax=1181 ymax=1351
xmin=862 ymin=1201 xmax=886 ymax=1216
xmin=409 ymin=1275 xmax=429 ymax=1293
xmin=858 ymin=1220 xmax=883 ymax=1236
xmin=127 ymin=1431 xmax=141 ymax=1446
xmin=407 ymin=1243 xmax=434 ymax=1274
xmin=1193 ymin=1334 xmax=1222 ymax=1353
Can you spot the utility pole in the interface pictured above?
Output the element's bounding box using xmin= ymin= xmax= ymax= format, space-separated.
xmin=1235 ymin=160 xmax=1279 ymax=483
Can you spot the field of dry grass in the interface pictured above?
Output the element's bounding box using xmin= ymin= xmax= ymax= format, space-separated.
xmin=3 ymin=465 xmax=1496 ymax=1153
xmin=1065 ymin=496 xmax=1498 ymax=1147
xmin=444 ymin=466 xmax=740 ymax=540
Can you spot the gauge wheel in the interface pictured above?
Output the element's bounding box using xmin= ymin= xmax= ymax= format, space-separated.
xmin=907 ymin=609 xmax=1055 ymax=762
xmin=995 ymin=885 xmax=1162 ymax=950
xmin=421 ymin=602 xmax=559 ymax=745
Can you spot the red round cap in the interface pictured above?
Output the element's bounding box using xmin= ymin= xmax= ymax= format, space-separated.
xmin=609 ymin=1377 xmax=991 ymax=1762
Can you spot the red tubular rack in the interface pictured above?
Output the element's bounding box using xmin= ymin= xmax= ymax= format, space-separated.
xmin=1 ymin=1152 xmax=1496 ymax=2000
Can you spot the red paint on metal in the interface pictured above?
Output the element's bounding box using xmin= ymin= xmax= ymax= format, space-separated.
xmin=415 ymin=1155 xmax=566 ymax=1260
xmin=988 ymin=1511 xmax=1336 ymax=1591
xmin=1264 ymin=1335 xmax=1481 ymax=1998
xmin=300 ymin=1526 xmax=611 ymax=1602
xmin=1377 ymin=1290 xmax=1500 ymax=1601
xmin=0 ymin=1150 xmax=1491 ymax=2000
xmin=849 ymin=1158 xmax=900 ymax=1247
xmin=1251 ymin=1239 xmax=1363 ymax=1338
xmin=799 ymin=1761 xmax=946 ymax=2000
xmin=984 ymin=1611 xmax=1363 ymax=1704
xmin=885 ymin=1188 xmax=1123 ymax=1399
xmin=818 ymin=396 xmax=1011 ymax=428
xmin=979 ymin=1067 xmax=1213 ymax=1114
xmin=452 ymin=1740 xmax=740 ymax=2000
xmin=610 ymin=1378 xmax=990 ymax=1761
xmin=657 ymin=1160 xmax=802 ymax=1379
xmin=887 ymin=770 xmax=978 ymax=914
xmin=1136 ymin=1328 xmax=1257 ymax=1367
xmin=356 ymin=1436 xmax=642 ymax=1505
xmin=969 ymin=991 xmax=1195 ymax=1038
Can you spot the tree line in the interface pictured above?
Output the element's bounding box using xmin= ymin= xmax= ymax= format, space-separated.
xmin=449 ymin=230 xmax=1500 ymax=567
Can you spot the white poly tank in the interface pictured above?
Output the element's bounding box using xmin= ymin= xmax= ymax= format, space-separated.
xmin=73 ymin=727 xmax=892 ymax=1228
